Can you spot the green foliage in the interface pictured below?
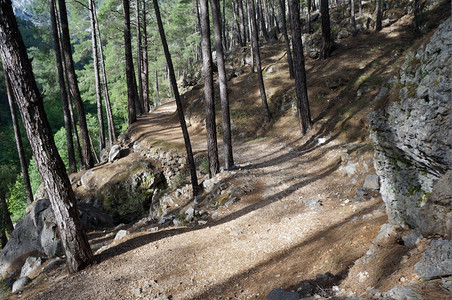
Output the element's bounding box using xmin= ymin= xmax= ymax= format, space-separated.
xmin=28 ymin=158 xmax=42 ymax=195
xmin=6 ymin=174 xmax=28 ymax=223
xmin=199 ymin=159 xmax=209 ymax=175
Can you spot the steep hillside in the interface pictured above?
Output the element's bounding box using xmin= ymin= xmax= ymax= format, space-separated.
xmin=1 ymin=1 xmax=450 ymax=299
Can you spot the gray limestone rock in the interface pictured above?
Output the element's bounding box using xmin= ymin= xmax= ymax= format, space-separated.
xmin=0 ymin=199 xmax=112 ymax=278
xmin=12 ymin=276 xmax=31 ymax=293
xmin=363 ymin=174 xmax=380 ymax=190
xmin=108 ymin=145 xmax=121 ymax=162
xmin=114 ymin=230 xmax=130 ymax=241
xmin=384 ymin=285 xmax=423 ymax=300
xmin=19 ymin=257 xmax=43 ymax=278
xmin=414 ymin=239 xmax=452 ymax=280
xmin=369 ymin=18 xmax=452 ymax=236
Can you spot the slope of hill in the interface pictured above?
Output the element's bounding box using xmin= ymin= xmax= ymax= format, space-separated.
xmin=2 ymin=1 xmax=450 ymax=299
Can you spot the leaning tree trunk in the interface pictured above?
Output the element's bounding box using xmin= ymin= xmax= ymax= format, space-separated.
xmin=200 ymin=0 xmax=220 ymax=177
xmin=210 ymin=0 xmax=234 ymax=170
xmin=320 ymin=0 xmax=332 ymax=59
xmin=88 ymin=0 xmax=105 ymax=153
xmin=288 ymin=0 xmax=312 ymax=135
xmin=0 ymin=1 xmax=94 ymax=272
xmin=92 ymin=2 xmax=116 ymax=145
xmin=153 ymin=0 xmax=201 ymax=197
xmin=50 ymin=0 xmax=77 ymax=173
xmin=278 ymin=0 xmax=294 ymax=78
xmin=4 ymin=70 xmax=33 ymax=205
xmin=123 ymin=0 xmax=137 ymax=124
xmin=248 ymin=0 xmax=271 ymax=123
xmin=57 ymin=0 xmax=94 ymax=170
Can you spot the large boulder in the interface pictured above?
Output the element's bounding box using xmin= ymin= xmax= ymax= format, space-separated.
xmin=369 ymin=18 xmax=452 ymax=237
xmin=0 ymin=199 xmax=113 ymax=278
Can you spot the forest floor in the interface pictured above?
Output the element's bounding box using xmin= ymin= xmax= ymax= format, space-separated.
xmin=4 ymin=8 xmax=451 ymax=300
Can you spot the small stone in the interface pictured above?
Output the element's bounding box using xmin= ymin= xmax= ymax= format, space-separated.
xmin=363 ymin=175 xmax=380 ymax=190
xmin=12 ymin=277 xmax=31 ymax=293
xmin=20 ymin=256 xmax=43 ymax=278
xmin=402 ymin=231 xmax=422 ymax=247
xmin=114 ymin=230 xmax=130 ymax=240
xmin=108 ymin=145 xmax=121 ymax=162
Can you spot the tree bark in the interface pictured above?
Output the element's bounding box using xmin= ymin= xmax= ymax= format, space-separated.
xmin=141 ymin=0 xmax=150 ymax=112
xmin=135 ymin=0 xmax=144 ymax=113
xmin=0 ymin=1 xmax=94 ymax=272
xmin=238 ymin=0 xmax=247 ymax=44
xmin=320 ymin=0 xmax=331 ymax=59
xmin=375 ymin=0 xmax=383 ymax=31
xmin=57 ymin=0 xmax=94 ymax=170
xmin=232 ymin=0 xmax=244 ymax=46
xmin=351 ymin=0 xmax=356 ymax=35
xmin=4 ymin=69 xmax=33 ymax=205
xmin=0 ymin=196 xmax=14 ymax=248
xmin=288 ymin=0 xmax=312 ymax=135
xmin=246 ymin=0 xmax=255 ymax=73
xmin=88 ymin=0 xmax=105 ymax=153
xmin=123 ymin=0 xmax=137 ymax=124
xmin=210 ymin=0 xmax=234 ymax=170
xmin=153 ymin=0 xmax=201 ymax=196
xmin=278 ymin=0 xmax=294 ymax=78
xmin=200 ymin=0 xmax=220 ymax=177
xmin=413 ymin=0 xmax=420 ymax=34
xmin=50 ymin=0 xmax=77 ymax=174
xmin=248 ymin=0 xmax=271 ymax=123
xmin=257 ymin=0 xmax=269 ymax=41
xmin=92 ymin=1 xmax=116 ymax=146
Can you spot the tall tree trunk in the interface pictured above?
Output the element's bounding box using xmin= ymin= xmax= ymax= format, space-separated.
xmin=155 ymin=69 xmax=160 ymax=104
xmin=4 ymin=70 xmax=33 ymax=205
xmin=123 ymin=0 xmax=137 ymax=124
xmin=257 ymin=0 xmax=269 ymax=41
xmin=152 ymin=0 xmax=201 ymax=196
xmin=0 ymin=196 xmax=14 ymax=248
xmin=232 ymin=0 xmax=244 ymax=46
xmin=210 ymin=0 xmax=234 ymax=170
xmin=307 ymin=0 xmax=312 ymax=33
xmin=135 ymin=0 xmax=144 ymax=113
xmin=92 ymin=1 xmax=116 ymax=145
xmin=351 ymin=0 xmax=356 ymax=35
xmin=288 ymin=0 xmax=312 ymax=135
xmin=358 ymin=0 xmax=362 ymax=17
xmin=200 ymin=0 xmax=220 ymax=177
xmin=375 ymin=0 xmax=383 ymax=31
xmin=320 ymin=0 xmax=331 ymax=59
xmin=50 ymin=0 xmax=77 ymax=173
xmin=248 ymin=0 xmax=271 ymax=123
xmin=247 ymin=0 xmax=255 ymax=72
xmin=57 ymin=0 xmax=94 ymax=170
xmin=269 ymin=0 xmax=280 ymax=34
xmin=141 ymin=0 xmax=150 ymax=112
xmin=88 ymin=0 xmax=105 ymax=153
xmin=68 ymin=95 xmax=84 ymax=169
xmin=0 ymin=1 xmax=94 ymax=272
xmin=278 ymin=0 xmax=294 ymax=78
xmin=238 ymin=0 xmax=247 ymax=44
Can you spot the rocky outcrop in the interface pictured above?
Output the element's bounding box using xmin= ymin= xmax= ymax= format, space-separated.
xmin=369 ymin=18 xmax=452 ymax=237
xmin=0 ymin=199 xmax=112 ymax=278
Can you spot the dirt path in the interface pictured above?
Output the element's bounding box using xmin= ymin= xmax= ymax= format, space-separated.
xmin=9 ymin=93 xmax=388 ymax=299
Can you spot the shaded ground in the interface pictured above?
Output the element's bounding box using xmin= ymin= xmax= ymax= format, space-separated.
xmin=4 ymin=6 xmax=451 ymax=299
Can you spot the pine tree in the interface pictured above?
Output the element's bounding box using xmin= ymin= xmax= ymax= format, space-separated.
xmin=0 ymin=1 xmax=94 ymax=272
